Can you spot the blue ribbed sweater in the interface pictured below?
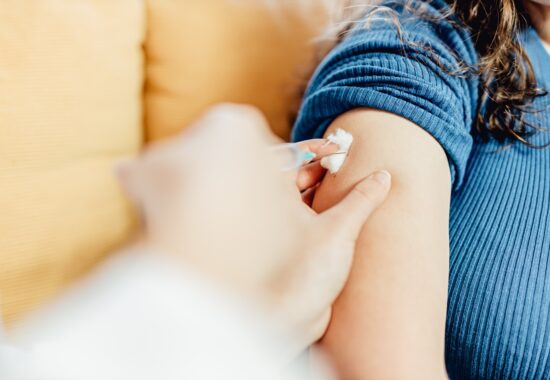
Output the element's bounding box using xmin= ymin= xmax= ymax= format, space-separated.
xmin=292 ymin=1 xmax=550 ymax=378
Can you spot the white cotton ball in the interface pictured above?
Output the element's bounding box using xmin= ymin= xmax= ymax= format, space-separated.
xmin=320 ymin=128 xmax=353 ymax=174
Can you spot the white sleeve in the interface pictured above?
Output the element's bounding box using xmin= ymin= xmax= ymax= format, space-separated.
xmin=0 ymin=248 xmax=317 ymax=380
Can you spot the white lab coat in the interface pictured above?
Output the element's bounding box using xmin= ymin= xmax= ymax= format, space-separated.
xmin=0 ymin=248 xmax=335 ymax=380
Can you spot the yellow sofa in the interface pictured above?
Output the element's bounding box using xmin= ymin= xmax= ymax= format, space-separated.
xmin=0 ymin=0 xmax=320 ymax=324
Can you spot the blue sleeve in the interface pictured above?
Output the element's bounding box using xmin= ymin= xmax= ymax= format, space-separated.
xmin=292 ymin=0 xmax=479 ymax=189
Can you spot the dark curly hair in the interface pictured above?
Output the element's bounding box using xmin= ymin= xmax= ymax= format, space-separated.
xmin=300 ymin=0 xmax=548 ymax=146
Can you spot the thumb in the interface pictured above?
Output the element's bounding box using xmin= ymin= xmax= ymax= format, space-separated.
xmin=323 ymin=170 xmax=391 ymax=241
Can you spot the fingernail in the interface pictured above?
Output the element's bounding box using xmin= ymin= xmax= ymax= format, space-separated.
xmin=369 ymin=170 xmax=391 ymax=186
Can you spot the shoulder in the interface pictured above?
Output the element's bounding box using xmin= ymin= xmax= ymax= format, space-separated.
xmin=294 ymin=0 xmax=479 ymax=189
xmin=327 ymin=0 xmax=478 ymax=76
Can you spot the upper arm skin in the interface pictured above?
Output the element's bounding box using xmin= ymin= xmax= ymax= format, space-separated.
xmin=314 ymin=109 xmax=451 ymax=379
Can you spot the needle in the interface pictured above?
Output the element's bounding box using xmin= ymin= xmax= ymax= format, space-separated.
xmin=270 ymin=143 xmax=348 ymax=171
xmin=323 ymin=152 xmax=347 ymax=156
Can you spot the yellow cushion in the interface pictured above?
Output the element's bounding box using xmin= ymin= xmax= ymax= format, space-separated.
xmin=0 ymin=0 xmax=144 ymax=324
xmin=144 ymin=0 xmax=319 ymax=140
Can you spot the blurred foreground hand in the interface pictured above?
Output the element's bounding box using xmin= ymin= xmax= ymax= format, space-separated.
xmin=118 ymin=103 xmax=391 ymax=350
xmin=1 ymin=104 xmax=390 ymax=380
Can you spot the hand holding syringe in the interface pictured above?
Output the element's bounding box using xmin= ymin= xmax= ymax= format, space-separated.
xmin=270 ymin=130 xmax=353 ymax=173
xmin=269 ymin=133 xmax=352 ymax=206
xmin=269 ymin=140 xmax=343 ymax=204
xmin=117 ymin=104 xmax=389 ymax=364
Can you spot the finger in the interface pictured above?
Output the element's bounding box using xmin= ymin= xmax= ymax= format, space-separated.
xmin=301 ymin=184 xmax=319 ymax=209
xmin=296 ymin=161 xmax=326 ymax=191
xmin=193 ymin=103 xmax=273 ymax=148
xmin=322 ymin=170 xmax=391 ymax=241
xmin=296 ymin=139 xmax=339 ymax=161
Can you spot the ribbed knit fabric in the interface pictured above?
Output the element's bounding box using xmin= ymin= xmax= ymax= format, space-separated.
xmin=292 ymin=1 xmax=550 ymax=379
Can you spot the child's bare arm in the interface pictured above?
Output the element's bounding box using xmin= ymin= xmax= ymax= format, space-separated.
xmin=313 ymin=109 xmax=451 ymax=379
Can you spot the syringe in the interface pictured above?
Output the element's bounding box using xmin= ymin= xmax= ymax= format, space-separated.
xmin=269 ymin=143 xmax=346 ymax=171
